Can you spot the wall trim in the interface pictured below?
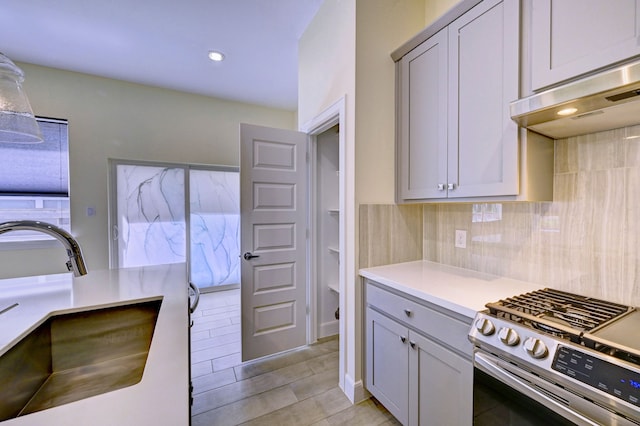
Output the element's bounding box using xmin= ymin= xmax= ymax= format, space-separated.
xmin=300 ymin=96 xmax=352 ymax=400
xmin=343 ymin=374 xmax=368 ymax=404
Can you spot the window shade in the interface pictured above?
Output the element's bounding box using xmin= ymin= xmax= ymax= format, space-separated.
xmin=0 ymin=118 xmax=69 ymax=196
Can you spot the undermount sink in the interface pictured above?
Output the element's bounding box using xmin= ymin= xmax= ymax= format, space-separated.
xmin=0 ymin=298 xmax=162 ymax=421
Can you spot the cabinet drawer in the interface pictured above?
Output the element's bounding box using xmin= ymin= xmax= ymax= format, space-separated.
xmin=366 ymin=282 xmax=473 ymax=356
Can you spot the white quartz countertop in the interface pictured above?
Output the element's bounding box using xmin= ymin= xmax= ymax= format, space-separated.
xmin=360 ymin=260 xmax=543 ymax=319
xmin=0 ymin=264 xmax=190 ymax=426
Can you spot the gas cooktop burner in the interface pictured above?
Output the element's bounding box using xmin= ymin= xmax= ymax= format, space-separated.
xmin=531 ymin=314 xmax=577 ymax=338
xmin=486 ymin=288 xmax=633 ymax=341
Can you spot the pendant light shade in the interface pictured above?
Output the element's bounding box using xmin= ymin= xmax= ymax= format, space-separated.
xmin=0 ymin=53 xmax=43 ymax=143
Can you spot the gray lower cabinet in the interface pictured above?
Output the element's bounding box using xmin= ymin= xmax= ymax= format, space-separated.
xmin=364 ymin=280 xmax=473 ymax=426
xmin=366 ymin=308 xmax=410 ymax=424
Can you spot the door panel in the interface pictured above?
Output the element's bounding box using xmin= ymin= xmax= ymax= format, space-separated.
xmin=398 ymin=28 xmax=448 ymax=200
xmin=365 ymin=308 xmax=409 ymax=425
xmin=531 ymin=0 xmax=640 ymax=90
xmin=410 ymin=330 xmax=472 ymax=426
xmin=240 ymin=123 xmax=308 ymax=362
xmin=448 ymin=0 xmax=519 ymax=198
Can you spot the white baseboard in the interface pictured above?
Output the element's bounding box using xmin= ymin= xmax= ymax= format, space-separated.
xmin=318 ymin=319 xmax=339 ymax=339
xmin=343 ymin=373 xmax=368 ymax=404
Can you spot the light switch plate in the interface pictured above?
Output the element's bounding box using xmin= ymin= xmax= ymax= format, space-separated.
xmin=455 ymin=229 xmax=467 ymax=249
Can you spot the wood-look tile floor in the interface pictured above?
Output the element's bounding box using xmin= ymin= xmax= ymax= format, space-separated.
xmin=190 ymin=289 xmax=400 ymax=426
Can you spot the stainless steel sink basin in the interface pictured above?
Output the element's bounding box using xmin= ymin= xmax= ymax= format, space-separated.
xmin=0 ymin=298 xmax=162 ymax=421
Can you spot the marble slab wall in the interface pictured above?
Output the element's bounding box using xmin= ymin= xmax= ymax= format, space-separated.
xmin=360 ymin=125 xmax=640 ymax=306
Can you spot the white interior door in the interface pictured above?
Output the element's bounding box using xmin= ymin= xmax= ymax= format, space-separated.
xmin=240 ymin=123 xmax=308 ymax=362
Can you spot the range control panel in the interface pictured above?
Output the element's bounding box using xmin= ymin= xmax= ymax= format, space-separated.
xmin=552 ymin=346 xmax=640 ymax=408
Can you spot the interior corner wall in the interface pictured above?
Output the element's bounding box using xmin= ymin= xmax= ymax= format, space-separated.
xmin=355 ymin=0 xmax=425 ymax=205
xmin=0 ymin=63 xmax=295 ymax=279
xmin=351 ymin=0 xmax=426 ymax=403
xmin=298 ymin=0 xmax=358 ymax=401
xmin=298 ymin=0 xmax=356 ymax=129
xmin=425 ymin=0 xmax=463 ymax=25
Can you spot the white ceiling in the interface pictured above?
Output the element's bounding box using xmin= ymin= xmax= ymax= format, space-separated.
xmin=0 ymin=0 xmax=324 ymax=111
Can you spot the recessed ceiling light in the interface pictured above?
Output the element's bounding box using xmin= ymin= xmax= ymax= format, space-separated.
xmin=557 ymin=107 xmax=578 ymax=116
xmin=208 ymin=51 xmax=225 ymax=62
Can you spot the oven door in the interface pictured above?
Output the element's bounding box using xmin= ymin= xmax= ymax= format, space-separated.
xmin=473 ymin=350 xmax=638 ymax=426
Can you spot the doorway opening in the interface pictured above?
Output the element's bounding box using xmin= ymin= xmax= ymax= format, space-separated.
xmin=311 ymin=124 xmax=340 ymax=339
xmin=238 ymin=98 xmax=346 ymax=362
xmin=191 ymin=101 xmax=347 ymax=408
xmin=302 ymin=97 xmax=347 ymax=357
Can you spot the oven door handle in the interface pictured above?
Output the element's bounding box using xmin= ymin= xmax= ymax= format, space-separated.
xmin=475 ymin=352 xmax=600 ymax=426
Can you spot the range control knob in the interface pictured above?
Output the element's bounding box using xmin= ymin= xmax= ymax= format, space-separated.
xmin=475 ymin=318 xmax=495 ymax=336
xmin=524 ymin=337 xmax=548 ymax=359
xmin=498 ymin=327 xmax=520 ymax=346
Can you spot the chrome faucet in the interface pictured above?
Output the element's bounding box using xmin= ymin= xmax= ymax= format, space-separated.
xmin=0 ymin=220 xmax=88 ymax=276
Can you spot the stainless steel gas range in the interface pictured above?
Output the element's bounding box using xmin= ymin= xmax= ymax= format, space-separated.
xmin=469 ymin=288 xmax=640 ymax=425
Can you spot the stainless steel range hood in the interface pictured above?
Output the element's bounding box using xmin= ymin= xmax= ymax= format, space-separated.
xmin=510 ymin=60 xmax=640 ymax=139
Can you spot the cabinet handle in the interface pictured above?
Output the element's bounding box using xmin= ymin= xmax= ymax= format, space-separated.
xmin=447 ymin=183 xmax=456 ymax=190
xmin=404 ymin=309 xmax=412 ymax=317
xmin=437 ymin=183 xmax=445 ymax=191
xmin=410 ymin=341 xmax=417 ymax=350
xmin=399 ymin=335 xmax=407 ymax=344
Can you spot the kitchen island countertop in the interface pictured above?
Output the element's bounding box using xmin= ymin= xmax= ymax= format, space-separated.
xmin=0 ymin=263 xmax=189 ymax=426
xmin=360 ymin=260 xmax=542 ymax=319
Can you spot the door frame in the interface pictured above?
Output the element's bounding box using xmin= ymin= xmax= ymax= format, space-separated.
xmin=300 ymin=97 xmax=349 ymax=393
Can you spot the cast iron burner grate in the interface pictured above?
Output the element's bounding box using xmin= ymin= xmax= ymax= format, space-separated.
xmin=486 ymin=288 xmax=633 ymax=341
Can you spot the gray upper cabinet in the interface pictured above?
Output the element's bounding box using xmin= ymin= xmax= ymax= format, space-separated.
xmin=395 ymin=0 xmax=553 ymax=203
xmin=447 ymin=0 xmax=519 ymax=199
xmin=398 ymin=29 xmax=448 ymax=200
xmin=529 ymin=0 xmax=640 ymax=91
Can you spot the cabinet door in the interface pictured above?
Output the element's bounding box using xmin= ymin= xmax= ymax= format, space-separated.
xmin=448 ymin=0 xmax=519 ymax=198
xmin=531 ymin=0 xmax=640 ymax=91
xmin=408 ymin=331 xmax=473 ymax=426
xmin=398 ymin=28 xmax=448 ymax=200
xmin=365 ymin=308 xmax=409 ymax=425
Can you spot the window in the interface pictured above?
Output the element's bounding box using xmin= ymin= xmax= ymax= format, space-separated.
xmin=0 ymin=117 xmax=70 ymax=247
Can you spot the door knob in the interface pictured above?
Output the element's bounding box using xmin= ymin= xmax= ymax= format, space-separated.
xmin=243 ymin=252 xmax=260 ymax=260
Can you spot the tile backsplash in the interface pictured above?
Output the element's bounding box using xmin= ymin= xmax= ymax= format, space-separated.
xmin=360 ymin=125 xmax=640 ymax=306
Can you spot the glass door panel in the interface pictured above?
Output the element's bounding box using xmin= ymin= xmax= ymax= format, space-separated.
xmin=110 ymin=161 xmax=240 ymax=293
xmin=189 ymin=169 xmax=240 ymax=291
xmin=113 ymin=164 xmax=186 ymax=268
